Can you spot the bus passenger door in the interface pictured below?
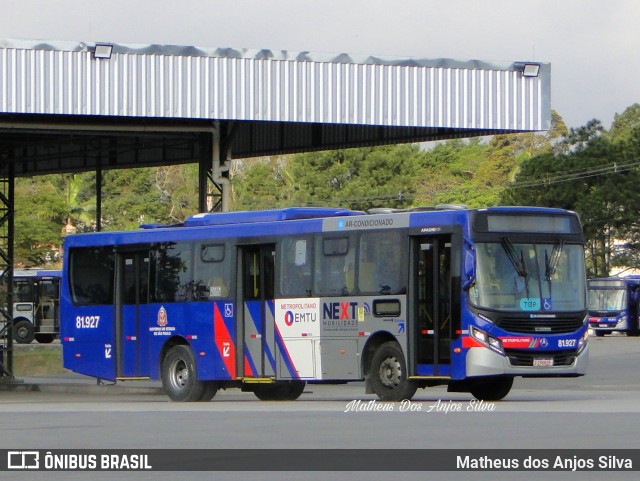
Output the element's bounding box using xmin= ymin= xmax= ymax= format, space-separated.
xmin=35 ymin=277 xmax=60 ymax=338
xmin=115 ymin=251 xmax=150 ymax=378
xmin=413 ymin=236 xmax=453 ymax=376
xmin=240 ymin=245 xmax=276 ymax=378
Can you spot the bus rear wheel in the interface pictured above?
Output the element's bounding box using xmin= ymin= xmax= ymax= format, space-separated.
xmin=161 ymin=345 xmax=208 ymax=402
xmin=469 ymin=376 xmax=513 ymax=401
xmin=253 ymin=381 xmax=306 ymax=401
xmin=35 ymin=334 xmax=55 ymax=344
xmin=369 ymin=341 xmax=417 ymax=401
xmin=13 ymin=320 xmax=34 ymax=344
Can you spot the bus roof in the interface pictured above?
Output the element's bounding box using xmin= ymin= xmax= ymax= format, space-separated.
xmin=14 ymin=269 xmax=61 ymax=278
xmin=181 ymin=207 xmax=363 ymax=227
xmin=63 ymin=205 xmax=580 ymax=249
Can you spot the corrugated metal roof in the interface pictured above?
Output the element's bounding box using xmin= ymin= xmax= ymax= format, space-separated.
xmin=0 ymin=38 xmax=550 ymax=132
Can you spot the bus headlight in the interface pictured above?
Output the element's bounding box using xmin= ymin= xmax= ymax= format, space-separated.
xmin=470 ymin=325 xmax=504 ymax=355
xmin=617 ymin=315 xmax=627 ymax=326
xmin=578 ymin=329 xmax=589 ymax=354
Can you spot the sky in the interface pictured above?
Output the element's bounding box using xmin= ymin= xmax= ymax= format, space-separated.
xmin=1 ymin=0 xmax=639 ymax=130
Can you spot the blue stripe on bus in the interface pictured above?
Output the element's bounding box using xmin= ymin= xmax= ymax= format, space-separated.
xmin=245 ymin=300 xmax=277 ymax=373
xmin=243 ymin=343 xmax=259 ymax=377
xmin=274 ymin=323 xmax=298 ymax=379
xmin=264 ymin=301 xmax=276 ymax=371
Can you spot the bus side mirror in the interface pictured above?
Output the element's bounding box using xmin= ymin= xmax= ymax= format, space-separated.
xmin=463 ymin=248 xmax=475 ymax=290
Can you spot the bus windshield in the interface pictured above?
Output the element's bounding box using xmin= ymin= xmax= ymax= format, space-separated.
xmin=588 ymin=288 xmax=626 ymax=312
xmin=469 ymin=241 xmax=586 ymax=312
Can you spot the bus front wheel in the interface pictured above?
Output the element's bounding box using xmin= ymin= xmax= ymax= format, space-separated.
xmin=161 ymin=345 xmax=209 ymax=402
xmin=469 ymin=376 xmax=513 ymax=401
xmin=369 ymin=341 xmax=417 ymax=401
xmin=13 ymin=320 xmax=34 ymax=344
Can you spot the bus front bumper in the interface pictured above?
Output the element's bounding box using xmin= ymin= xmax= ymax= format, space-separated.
xmin=465 ymin=344 xmax=589 ymax=377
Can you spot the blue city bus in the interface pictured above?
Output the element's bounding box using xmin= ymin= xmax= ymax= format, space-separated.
xmin=60 ymin=205 xmax=589 ymax=402
xmin=588 ymin=276 xmax=640 ymax=337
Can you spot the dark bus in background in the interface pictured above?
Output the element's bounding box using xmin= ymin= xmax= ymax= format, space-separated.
xmin=588 ymin=276 xmax=640 ymax=337
xmin=8 ymin=269 xmax=61 ymax=343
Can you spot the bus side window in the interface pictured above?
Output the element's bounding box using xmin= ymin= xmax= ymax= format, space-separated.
xmin=153 ymin=242 xmax=193 ymax=302
xmin=14 ymin=279 xmax=33 ymax=302
xmin=358 ymin=231 xmax=406 ymax=295
xmin=194 ymin=243 xmax=230 ymax=299
xmin=280 ymin=237 xmax=312 ymax=297
xmin=69 ymin=247 xmax=115 ymax=305
xmin=315 ymin=235 xmax=355 ymax=296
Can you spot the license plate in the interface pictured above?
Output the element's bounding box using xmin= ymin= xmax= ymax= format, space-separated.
xmin=599 ymin=324 xmax=609 ymax=328
xmin=533 ymin=357 xmax=554 ymax=367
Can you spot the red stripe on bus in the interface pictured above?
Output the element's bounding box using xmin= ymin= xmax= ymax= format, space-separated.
xmin=461 ymin=336 xmax=484 ymax=349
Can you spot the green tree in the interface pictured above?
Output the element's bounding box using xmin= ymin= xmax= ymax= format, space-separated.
xmin=60 ymin=173 xmax=96 ymax=233
xmin=415 ymin=138 xmax=487 ymax=207
xmin=153 ymin=164 xmax=200 ymax=222
xmin=232 ymin=146 xmax=423 ymax=211
xmin=415 ymin=122 xmax=560 ymax=208
xmin=607 ymin=103 xmax=640 ymax=144
xmin=100 ymin=168 xmax=168 ymax=230
xmin=232 ymin=157 xmax=293 ymax=210
xmin=14 ymin=176 xmax=67 ymax=266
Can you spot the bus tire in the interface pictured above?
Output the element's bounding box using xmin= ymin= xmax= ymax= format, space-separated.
xmin=595 ymin=331 xmax=606 ymax=337
xmin=469 ymin=376 xmax=513 ymax=401
xmin=253 ymin=381 xmax=306 ymax=401
xmin=369 ymin=341 xmax=417 ymax=401
xmin=13 ymin=320 xmax=34 ymax=344
xmin=161 ymin=345 xmax=206 ymax=402
xmin=35 ymin=334 xmax=55 ymax=344
xmin=198 ymin=381 xmax=219 ymax=402
xmin=285 ymin=381 xmax=306 ymax=400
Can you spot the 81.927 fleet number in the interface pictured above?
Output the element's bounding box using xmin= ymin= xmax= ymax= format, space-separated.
xmin=76 ymin=315 xmax=100 ymax=329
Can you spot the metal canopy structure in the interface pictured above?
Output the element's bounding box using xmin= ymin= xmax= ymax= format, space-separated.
xmin=0 ymin=38 xmax=551 ymax=377
xmin=0 ymin=39 xmax=551 ymax=173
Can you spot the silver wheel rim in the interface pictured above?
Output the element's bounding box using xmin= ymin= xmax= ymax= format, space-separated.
xmin=378 ymin=356 xmax=402 ymax=388
xmin=17 ymin=326 xmax=29 ymax=339
xmin=169 ymin=358 xmax=189 ymax=391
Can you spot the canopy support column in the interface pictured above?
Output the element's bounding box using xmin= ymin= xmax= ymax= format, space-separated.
xmin=0 ymin=154 xmax=15 ymax=378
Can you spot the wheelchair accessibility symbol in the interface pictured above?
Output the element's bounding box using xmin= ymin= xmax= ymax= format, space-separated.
xmin=542 ymin=298 xmax=552 ymax=311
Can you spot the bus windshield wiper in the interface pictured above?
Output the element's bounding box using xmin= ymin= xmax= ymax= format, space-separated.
xmin=500 ymin=237 xmax=528 ymax=278
xmin=545 ymin=240 xmax=564 ymax=280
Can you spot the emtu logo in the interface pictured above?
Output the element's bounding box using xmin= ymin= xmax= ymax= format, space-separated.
xmin=284 ymin=311 xmax=295 ymax=326
xmin=284 ymin=310 xmax=317 ymax=326
xmin=8 ymin=451 xmax=39 ymax=469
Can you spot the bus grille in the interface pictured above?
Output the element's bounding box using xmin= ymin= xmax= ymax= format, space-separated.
xmin=495 ymin=318 xmax=584 ymax=334
xmin=505 ymin=349 xmax=578 ymax=367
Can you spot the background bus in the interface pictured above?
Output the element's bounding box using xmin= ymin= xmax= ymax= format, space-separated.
xmin=60 ymin=206 xmax=589 ymax=402
xmin=7 ymin=269 xmax=61 ymax=344
xmin=588 ymin=276 xmax=640 ymax=337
